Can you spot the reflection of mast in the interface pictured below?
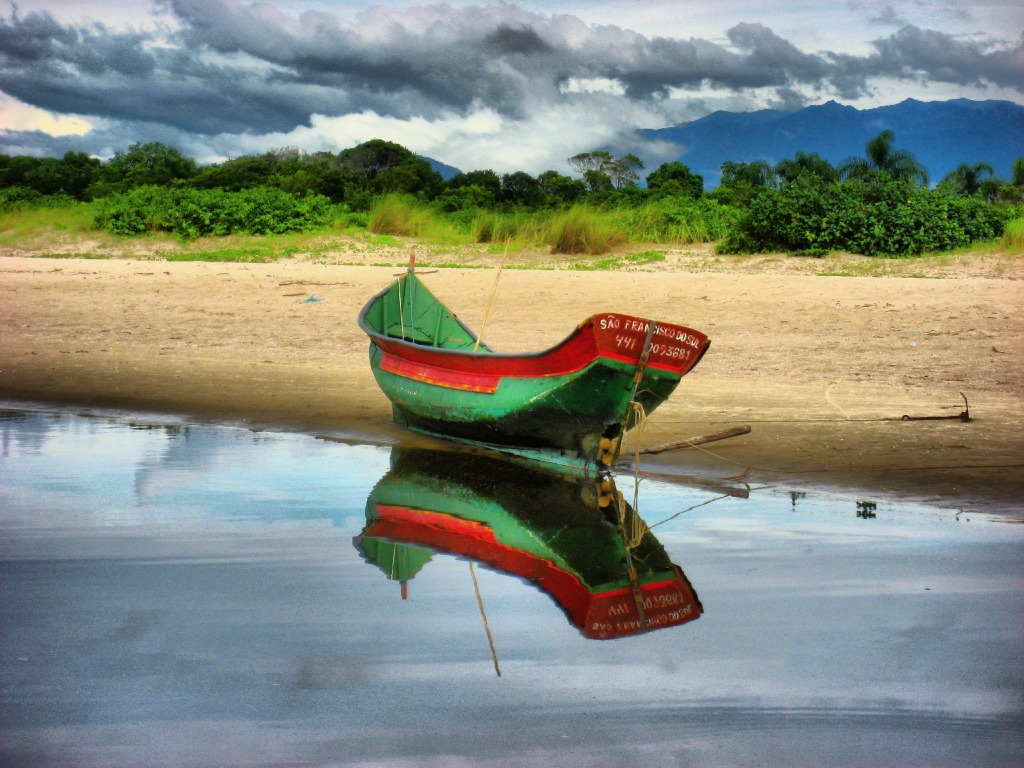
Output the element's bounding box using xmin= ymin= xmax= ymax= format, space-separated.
xmin=354 ymin=536 xmax=432 ymax=600
xmin=469 ymin=562 xmax=501 ymax=676
xmin=616 ymin=491 xmax=649 ymax=633
xmin=355 ymin=447 xmax=702 ymax=640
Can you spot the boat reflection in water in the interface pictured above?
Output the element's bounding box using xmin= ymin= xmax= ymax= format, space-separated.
xmin=354 ymin=448 xmax=702 ymax=639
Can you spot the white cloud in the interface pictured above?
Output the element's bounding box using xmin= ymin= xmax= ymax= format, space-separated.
xmin=0 ymin=93 xmax=94 ymax=136
xmin=192 ymin=95 xmax=673 ymax=174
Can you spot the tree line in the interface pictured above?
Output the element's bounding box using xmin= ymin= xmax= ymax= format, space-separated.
xmin=1 ymin=133 xmax=1021 ymax=255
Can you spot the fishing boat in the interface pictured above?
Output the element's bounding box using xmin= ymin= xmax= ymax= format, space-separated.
xmin=358 ymin=266 xmax=711 ymax=474
xmin=354 ymin=448 xmax=703 ymax=640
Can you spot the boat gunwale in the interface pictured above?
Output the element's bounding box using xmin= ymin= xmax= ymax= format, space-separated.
xmin=357 ymin=275 xmax=710 ymax=377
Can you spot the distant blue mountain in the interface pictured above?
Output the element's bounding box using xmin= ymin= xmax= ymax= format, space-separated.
xmin=422 ymin=156 xmax=462 ymax=180
xmin=641 ymin=99 xmax=1024 ymax=188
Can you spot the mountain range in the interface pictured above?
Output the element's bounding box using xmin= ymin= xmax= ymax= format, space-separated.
xmin=641 ymin=98 xmax=1024 ymax=189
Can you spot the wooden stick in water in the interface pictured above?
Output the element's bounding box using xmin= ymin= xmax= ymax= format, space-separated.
xmin=639 ymin=425 xmax=751 ymax=455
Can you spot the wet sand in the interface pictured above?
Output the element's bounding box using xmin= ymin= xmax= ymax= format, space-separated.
xmin=2 ymin=252 xmax=1022 ymax=513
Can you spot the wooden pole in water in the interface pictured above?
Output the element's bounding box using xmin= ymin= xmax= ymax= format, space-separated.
xmin=639 ymin=425 xmax=751 ymax=455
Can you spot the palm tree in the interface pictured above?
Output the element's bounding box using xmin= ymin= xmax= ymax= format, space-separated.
xmin=720 ymin=159 xmax=777 ymax=188
xmin=838 ymin=130 xmax=929 ymax=186
xmin=940 ymin=162 xmax=995 ymax=196
xmin=1011 ymin=157 xmax=1024 ymax=187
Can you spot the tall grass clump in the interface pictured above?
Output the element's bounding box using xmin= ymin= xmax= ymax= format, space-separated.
xmin=369 ymin=194 xmax=467 ymax=244
xmin=1001 ymin=217 xmax=1024 ymax=252
xmin=472 ymin=209 xmax=549 ymax=246
xmin=547 ymin=205 xmax=625 ymax=254
xmin=368 ymin=194 xmax=432 ymax=236
xmin=618 ymin=198 xmax=742 ymax=244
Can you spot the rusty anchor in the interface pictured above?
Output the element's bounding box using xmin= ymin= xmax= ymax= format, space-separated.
xmin=902 ymin=393 xmax=971 ymax=423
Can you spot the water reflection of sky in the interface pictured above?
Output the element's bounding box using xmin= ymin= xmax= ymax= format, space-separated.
xmin=2 ymin=408 xmax=1022 ymax=767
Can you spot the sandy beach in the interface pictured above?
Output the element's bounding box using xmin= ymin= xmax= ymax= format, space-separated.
xmin=2 ymin=248 xmax=1022 ymax=513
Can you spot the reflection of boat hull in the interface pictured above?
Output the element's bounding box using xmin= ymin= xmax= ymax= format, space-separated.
xmin=356 ymin=448 xmax=702 ymax=639
xmin=359 ymin=272 xmax=710 ymax=473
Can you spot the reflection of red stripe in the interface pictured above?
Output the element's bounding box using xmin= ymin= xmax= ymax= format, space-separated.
xmin=374 ymin=505 xmax=498 ymax=541
xmin=380 ymin=353 xmax=501 ymax=393
xmin=369 ymin=504 xmax=701 ymax=639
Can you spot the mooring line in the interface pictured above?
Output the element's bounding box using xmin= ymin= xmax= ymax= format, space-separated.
xmin=469 ymin=562 xmax=501 ymax=677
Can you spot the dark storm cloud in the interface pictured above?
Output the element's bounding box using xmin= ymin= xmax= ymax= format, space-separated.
xmin=0 ymin=0 xmax=1021 ymax=151
xmin=869 ymin=25 xmax=1024 ymax=89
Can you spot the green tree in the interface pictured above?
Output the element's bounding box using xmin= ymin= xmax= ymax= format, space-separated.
xmin=537 ymin=170 xmax=585 ymax=206
xmin=0 ymin=154 xmax=39 ymax=189
xmin=568 ymin=150 xmax=614 ymax=176
xmin=646 ymin=161 xmax=703 ymax=199
xmin=336 ymin=139 xmax=442 ymax=197
xmin=1010 ymin=157 xmax=1024 ymax=187
xmin=0 ymin=152 xmax=102 ymax=200
xmin=337 ymin=139 xmax=414 ymax=176
xmin=103 ymin=142 xmax=198 ymax=190
xmin=434 ymin=185 xmax=494 ymax=213
xmin=583 ymin=168 xmax=614 ymax=192
xmin=189 ymin=154 xmax=278 ymax=191
xmin=608 ymin=153 xmax=644 ymax=189
xmin=837 ymin=130 xmax=928 ymax=186
xmin=774 ymin=152 xmax=837 ymax=184
xmin=569 ymin=151 xmax=614 ymax=191
xmin=447 ymin=169 xmax=502 ymax=199
xmin=500 ymin=171 xmax=544 ymax=207
xmin=720 ymin=160 xmax=776 ymax=188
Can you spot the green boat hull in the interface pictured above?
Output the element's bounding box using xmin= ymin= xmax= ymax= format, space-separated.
xmin=359 ymin=272 xmax=711 ymax=474
xmin=370 ymin=343 xmax=682 ymax=468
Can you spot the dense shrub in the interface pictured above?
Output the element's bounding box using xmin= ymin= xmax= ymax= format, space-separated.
xmin=0 ymin=186 xmax=78 ymax=212
xmin=720 ymin=177 xmax=1015 ymax=256
xmin=93 ymin=186 xmax=333 ymax=238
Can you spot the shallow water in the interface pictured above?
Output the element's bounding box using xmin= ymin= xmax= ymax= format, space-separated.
xmin=1 ymin=408 xmax=1022 ymax=767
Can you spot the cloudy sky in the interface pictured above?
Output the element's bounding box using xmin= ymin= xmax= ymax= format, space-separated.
xmin=1 ymin=0 xmax=1022 ymax=173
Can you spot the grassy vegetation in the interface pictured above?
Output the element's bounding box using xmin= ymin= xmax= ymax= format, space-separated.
xmin=1000 ymin=217 xmax=1024 ymax=253
xmin=614 ymin=198 xmax=741 ymax=244
xmin=0 ymin=202 xmax=95 ymax=245
xmin=568 ymin=250 xmax=667 ymax=270
xmin=363 ymin=195 xmax=741 ymax=255
xmin=548 ymin=205 xmax=625 ymax=254
xmin=5 ymin=138 xmax=1023 ymax=263
xmin=3 ymin=196 xmax=1022 ymax=272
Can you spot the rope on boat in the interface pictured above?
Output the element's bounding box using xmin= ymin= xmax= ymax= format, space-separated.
xmin=469 ymin=562 xmax=502 ymax=677
xmin=473 ymin=238 xmax=511 ymax=352
xmin=610 ymin=324 xmax=658 ymax=465
xmin=626 ymin=400 xmax=650 ymax=529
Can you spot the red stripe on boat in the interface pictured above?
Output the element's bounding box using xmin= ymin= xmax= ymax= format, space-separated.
xmin=379 ymin=353 xmax=502 ymax=393
xmin=373 ymin=313 xmax=710 ymax=389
